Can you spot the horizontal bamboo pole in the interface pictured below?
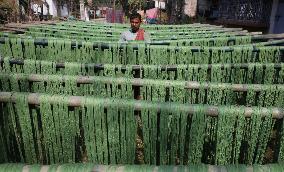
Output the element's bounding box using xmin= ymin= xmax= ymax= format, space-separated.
xmin=0 ymin=92 xmax=283 ymax=119
xmin=27 ymin=26 xmax=245 ymax=36
xmin=256 ymin=39 xmax=284 ymax=46
xmin=54 ymin=23 xmax=225 ymax=29
xmin=19 ymin=32 xmax=252 ymax=43
xmin=253 ymin=33 xmax=284 ymax=40
xmin=0 ymin=58 xmax=283 ymax=71
xmin=16 ymin=26 xmax=284 ymax=42
xmin=26 ymin=28 xmax=248 ymax=37
xmin=1 ymin=73 xmax=283 ymax=92
xmin=0 ymin=163 xmax=278 ymax=172
xmin=1 ymin=38 xmax=284 ymax=52
xmin=20 ymin=31 xmax=257 ymax=44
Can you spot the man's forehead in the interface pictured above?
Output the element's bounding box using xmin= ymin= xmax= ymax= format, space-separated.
xmin=130 ymin=18 xmax=141 ymax=23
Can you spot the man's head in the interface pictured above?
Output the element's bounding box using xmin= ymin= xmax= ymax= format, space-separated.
xmin=130 ymin=12 xmax=142 ymax=33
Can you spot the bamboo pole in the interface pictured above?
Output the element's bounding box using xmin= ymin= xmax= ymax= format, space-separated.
xmin=24 ymin=28 xmax=249 ymax=37
xmin=0 ymin=57 xmax=283 ymax=71
xmin=1 ymin=164 xmax=280 ymax=172
xmin=0 ymin=92 xmax=283 ymax=119
xmin=256 ymin=39 xmax=284 ymax=46
xmin=253 ymin=33 xmax=284 ymax=40
xmin=24 ymin=26 xmax=284 ymax=40
xmin=1 ymin=73 xmax=283 ymax=92
xmin=27 ymin=24 xmax=238 ymax=32
xmin=53 ymin=22 xmax=225 ymax=28
xmin=1 ymin=37 xmax=284 ymax=52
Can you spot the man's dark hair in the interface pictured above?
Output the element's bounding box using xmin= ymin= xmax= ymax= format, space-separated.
xmin=130 ymin=12 xmax=142 ymax=21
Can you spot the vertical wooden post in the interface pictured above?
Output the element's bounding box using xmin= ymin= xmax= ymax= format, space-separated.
xmin=269 ymin=0 xmax=279 ymax=33
xmin=112 ymin=0 xmax=116 ymax=23
xmin=80 ymin=0 xmax=85 ymax=20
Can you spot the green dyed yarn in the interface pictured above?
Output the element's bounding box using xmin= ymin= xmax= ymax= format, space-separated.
xmin=232 ymin=65 xmax=245 ymax=84
xmin=210 ymin=64 xmax=223 ymax=82
xmin=176 ymin=46 xmax=186 ymax=64
xmin=83 ymin=99 xmax=104 ymax=163
xmin=103 ymin=46 xmax=112 ymax=64
xmin=263 ymin=64 xmax=276 ymax=84
xmin=39 ymin=95 xmax=55 ymax=163
xmin=7 ymin=100 xmax=25 ymax=161
xmin=197 ymin=65 xmax=208 ymax=82
xmin=65 ymin=76 xmax=78 ymax=95
xmin=259 ymin=47 xmax=281 ymax=63
xmin=123 ymin=103 xmax=136 ymax=164
xmin=211 ymin=48 xmax=220 ymax=64
xmin=76 ymin=41 xmax=88 ymax=62
xmin=188 ymin=106 xmax=206 ymax=164
xmin=207 ymin=84 xmax=225 ymax=105
xmin=158 ymin=107 xmax=171 ymax=165
xmin=169 ymin=83 xmax=186 ymax=103
xmin=125 ymin=64 xmax=134 ymax=78
xmin=107 ymin=105 xmax=121 ymax=164
xmin=279 ymin=117 xmax=284 ymax=162
xmin=247 ymin=63 xmax=255 ymax=84
xmin=204 ymin=115 xmax=218 ymax=163
xmin=89 ymin=102 xmax=108 ymax=164
xmin=246 ymin=85 xmax=256 ymax=106
xmin=23 ymin=59 xmax=37 ymax=74
xmin=157 ymin=65 xmax=169 ymax=80
xmin=166 ymin=107 xmax=181 ymax=164
xmin=232 ymin=108 xmax=245 ymax=164
xmin=0 ymin=72 xmax=10 ymax=91
xmin=232 ymin=47 xmax=253 ymax=63
xmin=40 ymin=60 xmax=56 ymax=74
xmin=152 ymin=80 xmax=166 ymax=102
xmin=0 ymin=106 xmax=8 ymax=162
xmin=10 ymin=38 xmax=23 ymax=58
xmin=39 ymin=95 xmax=77 ymax=163
xmin=279 ymin=63 xmax=284 ymax=84
xmin=0 ymin=38 xmax=13 ymax=57
xmin=177 ymin=110 xmax=188 ymax=164
xmin=254 ymin=109 xmax=274 ymax=164
xmin=141 ymin=108 xmax=158 ymax=164
xmin=103 ymin=64 xmax=116 ymax=77
xmin=15 ymin=94 xmax=37 ymax=163
xmin=260 ymin=85 xmax=277 ymax=107
xmin=64 ymin=62 xmax=82 ymax=75
xmin=235 ymin=36 xmax=251 ymax=45
xmin=254 ymin=64 xmax=264 ymax=83
xmin=23 ymin=38 xmax=36 ymax=60
xmin=216 ymin=107 xmax=236 ymax=165
xmin=117 ymin=105 xmax=128 ymax=163
xmin=246 ymin=108 xmax=262 ymax=164
xmin=143 ymin=65 xmax=157 ymax=79
xmin=83 ymin=98 xmax=136 ymax=164
xmin=176 ymin=65 xmax=186 ymax=80
xmin=193 ymin=48 xmax=210 ymax=64
xmin=60 ymin=96 xmax=76 ymax=162
xmin=117 ymin=44 xmax=126 ymax=65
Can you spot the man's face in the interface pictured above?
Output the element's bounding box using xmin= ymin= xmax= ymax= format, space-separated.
xmin=130 ymin=18 xmax=141 ymax=32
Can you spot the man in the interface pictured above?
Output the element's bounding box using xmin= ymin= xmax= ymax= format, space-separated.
xmin=119 ymin=13 xmax=150 ymax=43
